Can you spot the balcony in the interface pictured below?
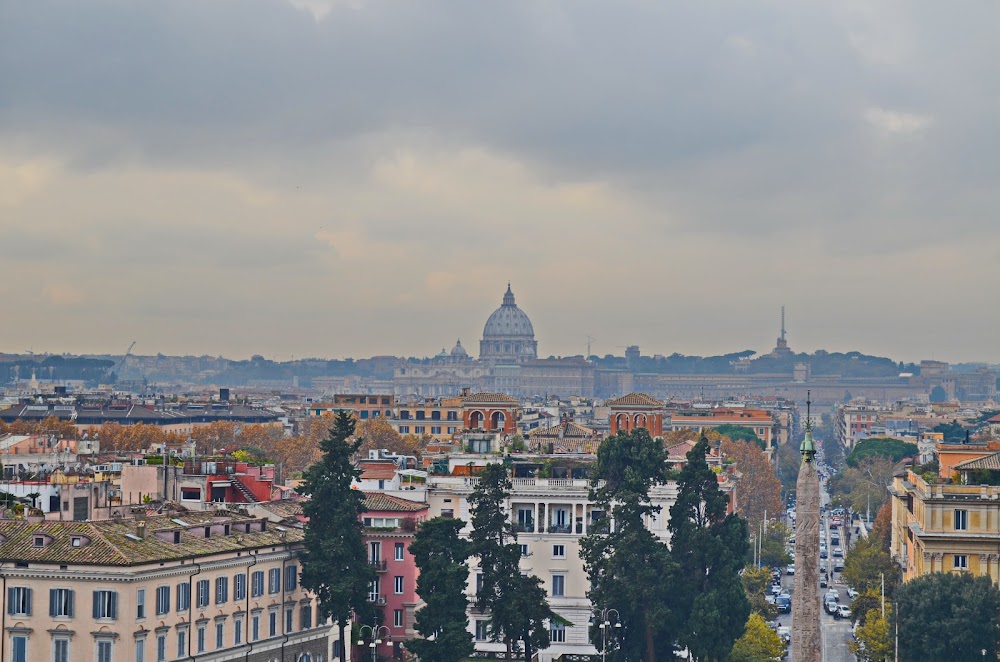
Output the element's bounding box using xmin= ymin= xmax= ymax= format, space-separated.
xmin=513 ymin=522 xmax=535 ymax=534
xmin=368 ymin=594 xmax=387 ymax=606
xmin=547 ymin=524 xmax=572 ymax=534
xmin=369 ymin=559 xmax=388 ymax=573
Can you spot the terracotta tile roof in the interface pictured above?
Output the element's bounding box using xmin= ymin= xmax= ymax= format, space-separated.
xmin=667 ymin=440 xmax=697 ymax=460
xmin=358 ymin=461 xmax=398 ymax=480
xmin=255 ymin=500 xmax=305 ymax=520
xmin=604 ymin=393 xmax=664 ymax=408
xmin=462 ymin=392 xmax=520 ymax=405
xmin=0 ymin=512 xmax=301 ymax=567
xmin=363 ymin=493 xmax=428 ymax=513
xmin=529 ymin=422 xmax=599 ymax=439
xmin=953 ymin=452 xmax=1000 ymax=471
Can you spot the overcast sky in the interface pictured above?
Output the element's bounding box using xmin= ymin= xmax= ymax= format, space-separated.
xmin=2 ymin=1 xmax=998 ymax=363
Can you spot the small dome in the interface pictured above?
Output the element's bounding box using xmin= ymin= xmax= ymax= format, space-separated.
xmin=450 ymin=339 xmax=469 ymax=358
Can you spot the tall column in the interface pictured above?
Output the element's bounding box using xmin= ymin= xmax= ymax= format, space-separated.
xmin=792 ymin=461 xmax=821 ymax=661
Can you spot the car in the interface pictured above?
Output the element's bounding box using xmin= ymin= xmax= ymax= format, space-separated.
xmin=834 ymin=560 xmax=845 ymax=572
xmin=820 ymin=562 xmax=827 ymax=573
xmin=789 ymin=537 xmax=796 ymax=545
xmin=786 ymin=565 xmax=795 ymax=575
xmin=833 ymin=548 xmax=844 ymax=558
xmin=837 ymin=605 xmax=852 ymax=619
xmin=825 ymin=589 xmax=839 ymax=602
xmin=830 ymin=522 xmax=839 ymax=530
xmin=771 ymin=583 xmax=782 ymax=596
xmin=825 ymin=599 xmax=839 ymax=615
xmin=766 ymin=594 xmax=776 ymax=605
xmin=820 ymin=577 xmax=828 ymax=588
xmin=775 ymin=596 xmax=791 ymax=613
xmin=820 ymin=550 xmax=828 ymax=559
xmin=847 ymin=587 xmax=859 ymax=599
xmin=777 ymin=626 xmax=791 ymax=643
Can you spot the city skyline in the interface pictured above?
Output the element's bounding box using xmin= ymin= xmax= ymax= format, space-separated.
xmin=3 ymin=2 xmax=1000 ymax=362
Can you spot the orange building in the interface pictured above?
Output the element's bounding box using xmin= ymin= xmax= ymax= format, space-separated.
xmin=936 ymin=439 xmax=1000 ymax=480
xmin=461 ymin=392 xmax=520 ymax=434
xmin=606 ymin=393 xmax=665 ymax=437
xmin=669 ymin=408 xmax=776 ymax=446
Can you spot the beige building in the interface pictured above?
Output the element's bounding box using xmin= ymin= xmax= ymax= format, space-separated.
xmin=0 ymin=512 xmax=337 ymax=662
xmin=888 ymin=469 xmax=1000 ymax=585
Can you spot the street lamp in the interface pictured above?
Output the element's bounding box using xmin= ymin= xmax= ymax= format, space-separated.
xmin=357 ymin=623 xmax=392 ymax=662
xmin=590 ymin=607 xmax=622 ymax=662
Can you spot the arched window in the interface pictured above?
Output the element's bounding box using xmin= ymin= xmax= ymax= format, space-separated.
xmin=469 ymin=411 xmax=485 ymax=430
xmin=491 ymin=411 xmax=506 ymax=430
xmin=298 ymin=654 xmax=312 ymax=662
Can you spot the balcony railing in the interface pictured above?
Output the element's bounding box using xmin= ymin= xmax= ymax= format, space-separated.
xmin=513 ymin=522 xmax=535 ymax=533
xmin=547 ymin=524 xmax=572 ymax=534
xmin=369 ymin=559 xmax=388 ymax=572
xmin=368 ymin=594 xmax=387 ymax=606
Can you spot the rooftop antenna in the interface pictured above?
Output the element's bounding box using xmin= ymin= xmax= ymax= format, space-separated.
xmin=781 ymin=305 xmax=786 ymax=343
xmin=585 ymin=335 xmax=595 ymax=357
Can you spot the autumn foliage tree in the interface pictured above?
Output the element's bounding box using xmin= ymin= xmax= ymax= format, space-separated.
xmin=720 ymin=438 xmax=783 ymax=533
xmin=1 ymin=416 xmax=80 ymax=439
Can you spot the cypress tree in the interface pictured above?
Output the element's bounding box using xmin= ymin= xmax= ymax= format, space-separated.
xmin=298 ymin=411 xmax=376 ymax=662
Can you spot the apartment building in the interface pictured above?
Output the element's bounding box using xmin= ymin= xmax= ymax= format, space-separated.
xmin=669 ymin=407 xmax=776 ymax=446
xmin=837 ymin=404 xmax=883 ymax=449
xmin=888 ymin=469 xmax=1000 ymax=585
xmin=425 ymin=462 xmax=678 ymax=661
xmin=0 ymin=512 xmax=336 ymax=662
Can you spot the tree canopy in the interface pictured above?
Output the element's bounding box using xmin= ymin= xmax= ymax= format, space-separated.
xmin=845 ymin=437 xmax=918 ymax=467
xmin=842 ymin=537 xmax=900 ymax=599
xmin=725 ymin=613 xmax=785 ymax=662
xmin=895 ymin=572 xmax=1000 ymax=661
xmin=721 ymin=438 xmax=782 ymax=532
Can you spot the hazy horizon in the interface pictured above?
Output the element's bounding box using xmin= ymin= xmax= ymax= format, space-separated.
xmin=3 ymin=2 xmax=999 ymax=363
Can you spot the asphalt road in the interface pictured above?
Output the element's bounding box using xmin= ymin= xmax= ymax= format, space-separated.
xmin=775 ymin=466 xmax=857 ymax=662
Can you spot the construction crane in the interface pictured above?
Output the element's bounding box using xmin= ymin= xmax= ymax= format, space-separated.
xmin=107 ymin=341 xmax=136 ymax=382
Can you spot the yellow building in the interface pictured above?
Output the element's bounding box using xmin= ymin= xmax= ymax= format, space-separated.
xmin=889 ymin=469 xmax=1000 ymax=585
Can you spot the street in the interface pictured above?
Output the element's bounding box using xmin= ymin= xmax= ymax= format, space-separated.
xmin=775 ymin=463 xmax=858 ymax=662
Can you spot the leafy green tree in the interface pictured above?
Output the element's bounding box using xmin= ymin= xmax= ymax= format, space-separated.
xmin=406 ymin=518 xmax=474 ymax=662
xmin=725 ymin=613 xmax=785 ymax=662
xmin=850 ymin=588 xmax=885 ymax=627
xmin=896 ymin=572 xmax=1000 ymax=661
xmin=581 ymin=428 xmax=677 ymax=662
xmin=828 ymin=455 xmax=898 ymax=513
xmin=714 ymin=424 xmax=765 ymax=449
xmin=849 ymin=606 xmax=893 ymax=661
xmin=469 ymin=463 xmax=559 ymax=661
xmin=298 ymin=411 xmax=376 ymax=662
xmin=741 ymin=566 xmax=777 ymax=620
xmin=669 ymin=436 xmax=751 ymax=661
xmin=846 ymin=437 xmax=918 ymax=467
xmin=842 ymin=537 xmax=900 ymax=598
xmin=753 ymin=521 xmax=792 ymax=569
xmin=932 ymin=419 xmax=967 ymax=443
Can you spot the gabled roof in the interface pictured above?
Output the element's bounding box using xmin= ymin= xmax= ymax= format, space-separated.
xmin=605 ymin=393 xmax=664 ymax=408
xmin=363 ymin=493 xmax=428 ymax=513
xmin=358 ymin=461 xmax=398 ymax=481
xmin=462 ymin=392 xmax=520 ymax=405
xmin=529 ymin=421 xmax=599 ymax=439
xmin=953 ymin=452 xmax=1000 ymax=471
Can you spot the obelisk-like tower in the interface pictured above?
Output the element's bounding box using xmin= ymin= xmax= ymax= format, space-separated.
xmin=792 ymin=393 xmax=821 ymax=661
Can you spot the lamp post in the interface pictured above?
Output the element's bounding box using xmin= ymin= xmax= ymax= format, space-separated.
xmin=591 ymin=607 xmax=621 ymax=662
xmin=358 ymin=623 xmax=391 ymax=662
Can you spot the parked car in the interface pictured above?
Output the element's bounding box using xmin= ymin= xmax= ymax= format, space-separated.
xmin=786 ymin=565 xmax=795 ymax=575
xmin=825 ymin=589 xmax=839 ymax=602
xmin=820 ymin=550 xmax=828 ymax=559
xmin=837 ymin=605 xmax=852 ymax=619
xmin=777 ymin=626 xmax=791 ymax=644
xmin=834 ymin=560 xmax=845 ymax=572
xmin=825 ymin=599 xmax=839 ymax=615
xmin=847 ymin=587 xmax=859 ymax=599
xmin=771 ymin=583 xmax=783 ymax=596
xmin=776 ymin=596 xmax=791 ymax=613
xmin=820 ymin=577 xmax=828 ymax=588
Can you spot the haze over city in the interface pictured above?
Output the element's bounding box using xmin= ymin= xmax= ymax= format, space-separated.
xmin=3 ymin=1 xmax=1000 ymax=362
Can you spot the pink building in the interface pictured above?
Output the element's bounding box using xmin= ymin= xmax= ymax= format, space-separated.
xmin=360 ymin=492 xmax=428 ymax=660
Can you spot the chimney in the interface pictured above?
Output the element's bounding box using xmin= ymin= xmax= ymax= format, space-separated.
xmin=136 ymin=521 xmax=147 ymax=540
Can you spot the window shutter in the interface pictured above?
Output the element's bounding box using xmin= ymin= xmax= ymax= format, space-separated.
xmin=25 ymin=589 xmax=31 ymax=616
xmin=50 ymin=589 xmax=57 ymax=617
xmin=68 ymin=590 xmax=74 ymax=618
xmin=110 ymin=591 xmax=118 ymax=619
xmin=93 ymin=591 xmax=100 ymax=619
xmin=6 ymin=588 xmax=13 ymax=615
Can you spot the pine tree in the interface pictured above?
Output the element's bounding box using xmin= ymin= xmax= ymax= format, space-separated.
xmin=298 ymin=411 xmax=376 ymax=662
xmin=406 ymin=517 xmax=474 ymax=662
xmin=469 ymin=463 xmax=560 ymax=661
xmin=580 ymin=428 xmax=678 ymax=662
xmin=669 ymin=436 xmax=750 ymax=661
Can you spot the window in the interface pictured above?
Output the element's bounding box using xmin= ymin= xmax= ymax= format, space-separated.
xmin=156 ymin=634 xmax=166 ymax=662
xmin=93 ymin=590 xmax=117 ymax=620
xmin=8 ymin=587 xmax=31 ymax=616
xmin=285 ymin=565 xmax=298 ymax=591
xmin=215 ymin=622 xmax=224 ymax=649
xmin=268 ymin=568 xmax=281 ymax=594
xmin=431 ymin=426 xmax=441 ymax=435
xmin=54 ymin=638 xmax=70 ymax=662
xmin=955 ymin=509 xmax=968 ymax=531
xmin=96 ymin=639 xmax=112 ymax=662
xmin=519 ymin=544 xmax=530 ymax=557
xmin=552 ymin=544 xmax=565 ymax=558
xmin=136 ymin=588 xmax=146 ymax=619
xmin=954 ymin=555 xmax=968 ymax=570
xmin=399 ymin=426 xmax=409 ymax=434
xmin=447 ymin=426 xmax=456 ymax=434
xmin=414 ymin=426 xmax=425 ymax=434
xmin=300 ymin=605 xmax=313 ymax=630
xmin=551 ymin=575 xmax=565 ymax=597
xmin=234 ymin=574 xmax=247 ymax=601
xmin=176 ymin=630 xmax=186 ymax=659
xmin=393 ymin=609 xmax=403 ymax=628
xmin=235 ymin=618 xmax=244 ymax=645
xmin=196 ymin=580 xmax=210 ymax=608
xmin=134 ymin=638 xmax=145 ymax=662
xmin=215 ymin=577 xmax=229 ymax=604
xmin=155 ymin=586 xmax=169 ymax=615
xmin=251 ymin=615 xmax=260 ymax=641
xmin=251 ymin=571 xmax=264 ymax=598
xmin=394 ymin=543 xmax=405 ymax=561
xmin=475 ymin=620 xmax=489 ymax=641
xmin=49 ymin=588 xmax=74 ymax=617
xmin=34 ymin=536 xmax=45 ymax=548
xmin=550 ymin=622 xmax=566 ymax=643
xmin=196 ymin=625 xmax=205 ymax=653
xmin=11 ymin=636 xmax=26 ymax=662
xmin=285 ymin=608 xmax=293 ymax=632
xmin=394 ymin=576 xmax=404 ymax=595
xmin=475 ymin=573 xmax=483 ymax=596
xmin=269 ymin=610 xmax=277 ymax=637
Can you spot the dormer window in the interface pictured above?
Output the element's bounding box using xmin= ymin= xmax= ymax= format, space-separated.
xmin=173 ymin=531 xmax=182 ymax=544
xmin=33 ymin=536 xmax=45 ymax=548
xmin=71 ymin=537 xmax=82 ymax=547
